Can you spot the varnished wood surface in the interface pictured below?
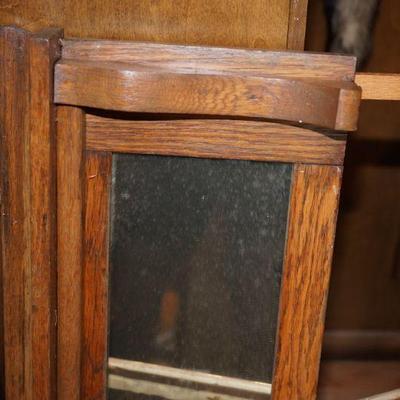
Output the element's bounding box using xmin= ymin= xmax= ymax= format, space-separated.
xmin=62 ymin=39 xmax=356 ymax=81
xmin=82 ymin=151 xmax=112 ymax=400
xmin=28 ymin=28 xmax=62 ymax=400
xmin=1 ymin=25 xmax=62 ymax=400
xmin=0 ymin=1 xmax=309 ymax=397
xmin=55 ymin=59 xmax=360 ymax=131
xmin=0 ymin=25 xmax=30 ymax=400
xmin=0 ymin=0 xmax=295 ymax=49
xmin=86 ymin=114 xmax=347 ymax=165
xmin=287 ymin=0 xmax=309 ymax=50
xmin=57 ymin=106 xmax=85 ymax=400
xmin=355 ymin=73 xmax=400 ymax=100
xmin=272 ymin=165 xmax=343 ymax=400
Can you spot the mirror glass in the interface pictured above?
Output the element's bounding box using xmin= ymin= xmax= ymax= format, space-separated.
xmin=108 ymin=154 xmax=292 ymax=399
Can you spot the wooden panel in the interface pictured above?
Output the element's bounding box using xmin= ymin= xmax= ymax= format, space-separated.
xmin=57 ymin=106 xmax=85 ymax=400
xmin=355 ymin=73 xmax=400 ymax=100
xmin=82 ymin=151 xmax=111 ymax=400
xmin=287 ymin=0 xmax=309 ymax=50
xmin=0 ymin=25 xmax=30 ymax=400
xmin=54 ymin=60 xmax=360 ymax=131
xmin=307 ymin=0 xmax=400 ymax=334
xmin=329 ymin=162 xmax=400 ymax=330
xmin=86 ymin=115 xmax=347 ymax=165
xmin=323 ymin=330 xmax=400 ymax=359
xmin=272 ymin=165 xmax=342 ymax=400
xmin=62 ymin=40 xmax=357 ymax=82
xmin=28 ymin=28 xmax=62 ymax=400
xmin=0 ymin=0 xmax=292 ymax=49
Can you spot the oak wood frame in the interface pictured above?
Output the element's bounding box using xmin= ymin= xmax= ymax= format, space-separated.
xmin=287 ymin=0 xmax=309 ymax=51
xmin=57 ymin=39 xmax=355 ymax=400
xmin=56 ymin=40 xmax=361 ymax=132
xmin=0 ymin=26 xmax=368 ymax=400
xmin=0 ymin=26 xmax=62 ymax=400
xmin=74 ymin=120 xmax=343 ymax=400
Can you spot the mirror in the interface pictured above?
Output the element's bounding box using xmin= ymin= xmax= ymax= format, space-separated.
xmin=108 ymin=154 xmax=292 ymax=399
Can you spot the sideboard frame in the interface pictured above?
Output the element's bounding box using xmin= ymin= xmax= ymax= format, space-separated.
xmin=0 ymin=25 xmax=367 ymax=400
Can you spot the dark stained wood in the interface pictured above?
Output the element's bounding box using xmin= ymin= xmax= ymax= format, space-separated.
xmin=307 ymin=0 xmax=400 ymax=334
xmin=272 ymin=164 xmax=343 ymax=400
xmin=62 ymin=39 xmax=357 ymax=81
xmin=0 ymin=1 xmax=294 ymax=49
xmin=0 ymin=25 xmax=62 ymax=400
xmin=0 ymin=19 xmax=357 ymax=400
xmin=0 ymin=25 xmax=30 ymax=400
xmin=323 ymin=330 xmax=400 ymax=359
xmin=82 ymin=151 xmax=112 ymax=400
xmin=318 ymin=361 xmax=400 ymax=400
xmin=287 ymin=0 xmax=309 ymax=50
xmin=0 ymin=2 xmax=348 ymax=398
xmin=54 ymin=60 xmax=361 ymax=131
xmin=28 ymin=28 xmax=62 ymax=400
xmin=0 ymin=209 xmax=4 ymax=400
xmin=86 ymin=114 xmax=347 ymax=165
xmin=57 ymin=106 xmax=85 ymax=400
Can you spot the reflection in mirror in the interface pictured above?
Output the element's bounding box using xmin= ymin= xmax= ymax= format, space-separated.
xmin=108 ymin=154 xmax=292 ymax=399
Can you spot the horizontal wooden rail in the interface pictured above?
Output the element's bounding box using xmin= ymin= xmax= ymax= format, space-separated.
xmin=86 ymin=114 xmax=347 ymax=165
xmin=62 ymin=39 xmax=357 ymax=81
xmin=356 ymin=73 xmax=400 ymax=101
xmin=54 ymin=60 xmax=360 ymax=131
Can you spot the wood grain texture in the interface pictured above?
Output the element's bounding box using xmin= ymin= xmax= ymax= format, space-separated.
xmin=86 ymin=115 xmax=347 ymax=165
xmin=0 ymin=25 xmax=30 ymax=400
xmin=272 ymin=164 xmax=343 ymax=400
xmin=0 ymin=25 xmax=62 ymax=400
xmin=82 ymin=151 xmax=111 ymax=400
xmin=355 ymin=73 xmax=400 ymax=100
xmin=62 ymin=39 xmax=357 ymax=81
xmin=0 ymin=0 xmax=293 ymax=49
xmin=28 ymin=28 xmax=62 ymax=400
xmin=57 ymin=106 xmax=85 ymax=400
xmin=287 ymin=0 xmax=309 ymax=50
xmin=54 ymin=60 xmax=361 ymax=131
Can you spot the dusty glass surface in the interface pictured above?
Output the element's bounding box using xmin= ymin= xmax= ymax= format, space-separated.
xmin=108 ymin=154 xmax=292 ymax=399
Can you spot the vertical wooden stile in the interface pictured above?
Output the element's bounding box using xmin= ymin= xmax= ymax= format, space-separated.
xmin=28 ymin=28 xmax=62 ymax=400
xmin=287 ymin=0 xmax=309 ymax=50
xmin=57 ymin=106 xmax=85 ymax=400
xmin=272 ymin=164 xmax=343 ymax=400
xmin=82 ymin=151 xmax=112 ymax=400
xmin=0 ymin=24 xmax=30 ymax=400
